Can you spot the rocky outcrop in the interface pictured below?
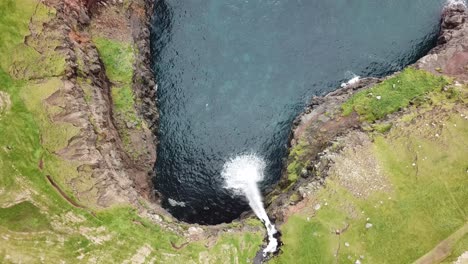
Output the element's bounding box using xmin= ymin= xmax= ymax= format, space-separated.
xmin=129 ymin=0 xmax=160 ymax=138
xmin=62 ymin=0 xmax=150 ymax=205
xmin=416 ymin=1 xmax=468 ymax=80
xmin=437 ymin=1 xmax=467 ymax=44
xmin=32 ymin=0 xmax=159 ymax=209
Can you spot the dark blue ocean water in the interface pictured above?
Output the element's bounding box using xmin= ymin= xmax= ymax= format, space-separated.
xmin=150 ymin=0 xmax=446 ymax=224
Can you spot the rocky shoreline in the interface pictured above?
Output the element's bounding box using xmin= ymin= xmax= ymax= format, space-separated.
xmin=69 ymin=0 xmax=467 ymax=228
xmin=265 ymin=0 xmax=468 ymax=222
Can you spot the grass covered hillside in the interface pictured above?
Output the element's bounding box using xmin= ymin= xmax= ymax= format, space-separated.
xmin=276 ymin=71 xmax=467 ymax=264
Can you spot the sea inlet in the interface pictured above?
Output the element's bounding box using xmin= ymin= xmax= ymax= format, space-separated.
xmin=150 ymin=0 xmax=446 ymax=224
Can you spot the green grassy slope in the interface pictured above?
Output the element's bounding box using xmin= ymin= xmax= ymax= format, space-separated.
xmin=342 ymin=68 xmax=450 ymax=122
xmin=274 ymin=77 xmax=468 ymax=264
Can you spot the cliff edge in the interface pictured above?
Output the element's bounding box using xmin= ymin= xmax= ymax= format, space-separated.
xmin=266 ymin=2 xmax=467 ymax=263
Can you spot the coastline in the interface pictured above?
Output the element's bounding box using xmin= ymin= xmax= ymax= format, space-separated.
xmin=261 ymin=1 xmax=467 ymax=262
xmin=113 ymin=0 xmax=467 ymax=228
xmin=265 ymin=0 xmax=468 ymax=220
xmin=0 ymin=0 xmax=466 ymax=262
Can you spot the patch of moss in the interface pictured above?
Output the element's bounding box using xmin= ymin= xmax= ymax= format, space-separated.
xmin=21 ymin=78 xmax=80 ymax=153
xmin=342 ymin=68 xmax=450 ymax=122
xmin=78 ymin=77 xmax=93 ymax=103
xmin=289 ymin=139 xmax=308 ymax=157
xmin=400 ymin=112 xmax=418 ymax=123
xmin=289 ymin=193 xmax=301 ymax=203
xmin=204 ymin=231 xmax=263 ymax=263
xmin=94 ymin=37 xmax=143 ymax=157
xmin=112 ymin=84 xmax=141 ymax=126
xmin=63 ymin=235 xmax=92 ymax=254
xmin=372 ymin=122 xmax=393 ymax=133
xmin=93 ymin=37 xmax=137 ymax=120
xmin=9 ymin=44 xmax=66 ymax=80
xmin=245 ymin=217 xmax=263 ymax=228
xmin=0 ymin=201 xmax=50 ymax=232
xmin=93 ymin=37 xmax=134 ymax=84
xmin=0 ymin=0 xmax=51 ymax=72
xmin=287 ymin=161 xmax=301 ymax=182
xmin=286 ymin=140 xmax=308 ymax=183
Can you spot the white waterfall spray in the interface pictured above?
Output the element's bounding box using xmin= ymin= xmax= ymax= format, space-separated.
xmin=222 ymin=154 xmax=278 ymax=256
xmin=340 ymin=74 xmax=360 ymax=88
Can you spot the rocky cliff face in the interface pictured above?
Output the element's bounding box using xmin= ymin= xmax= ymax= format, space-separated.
xmin=32 ymin=0 xmax=159 ymax=209
xmin=417 ymin=1 xmax=468 ymax=78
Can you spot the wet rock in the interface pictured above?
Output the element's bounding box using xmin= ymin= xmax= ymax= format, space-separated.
xmin=445 ymin=14 xmax=465 ymax=29
xmin=78 ymin=9 xmax=91 ymax=25
xmin=186 ymin=226 xmax=204 ymax=240
xmin=435 ymin=3 xmax=468 ymax=47
xmin=126 ymin=121 xmax=136 ymax=129
xmin=89 ymin=64 xmax=101 ymax=73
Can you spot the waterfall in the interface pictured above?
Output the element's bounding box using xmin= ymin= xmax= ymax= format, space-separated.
xmin=222 ymin=154 xmax=278 ymax=256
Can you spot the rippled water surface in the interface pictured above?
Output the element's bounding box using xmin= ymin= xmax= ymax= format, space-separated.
xmin=150 ymin=0 xmax=445 ymax=224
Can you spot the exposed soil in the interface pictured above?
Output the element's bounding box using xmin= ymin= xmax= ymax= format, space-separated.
xmin=327 ymin=131 xmax=392 ymax=198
